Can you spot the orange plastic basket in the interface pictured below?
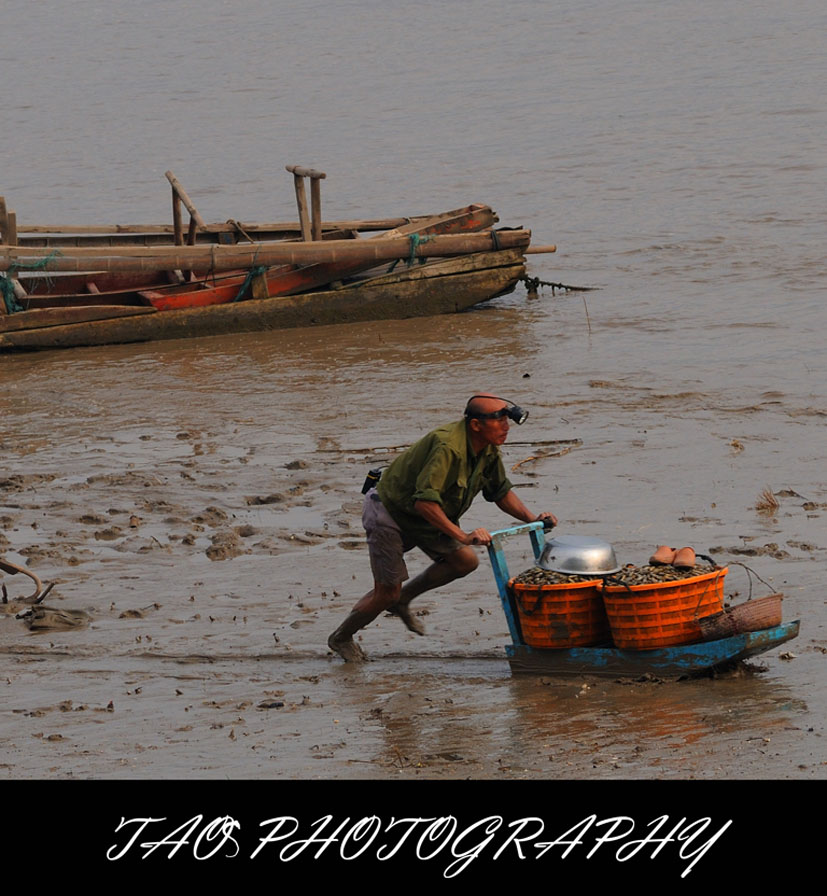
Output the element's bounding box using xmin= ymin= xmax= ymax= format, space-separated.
xmin=601 ymin=567 xmax=727 ymax=650
xmin=509 ymin=578 xmax=612 ymax=648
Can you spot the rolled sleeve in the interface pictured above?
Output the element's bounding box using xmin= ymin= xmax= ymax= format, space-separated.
xmin=411 ymin=446 xmax=454 ymax=507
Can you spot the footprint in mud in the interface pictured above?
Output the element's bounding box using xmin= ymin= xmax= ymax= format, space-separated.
xmin=0 ymin=474 xmax=57 ymax=492
xmin=17 ymin=605 xmax=91 ymax=632
xmin=787 ymin=540 xmax=820 ymax=552
xmin=246 ymin=494 xmax=286 ymax=506
xmin=94 ymin=527 xmax=123 ymax=541
xmin=710 ymin=543 xmax=792 ymax=559
xmin=192 ymin=506 xmax=230 ymax=527
xmin=206 ymin=530 xmax=247 ymax=561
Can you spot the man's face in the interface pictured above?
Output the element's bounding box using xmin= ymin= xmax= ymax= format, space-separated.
xmin=473 ymin=408 xmax=510 ymax=446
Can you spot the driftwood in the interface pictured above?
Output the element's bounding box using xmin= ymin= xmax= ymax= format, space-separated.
xmin=315 ymin=438 xmax=582 ymax=454
xmin=0 ymin=557 xmax=47 ymax=602
xmin=511 ymin=444 xmax=578 ymax=470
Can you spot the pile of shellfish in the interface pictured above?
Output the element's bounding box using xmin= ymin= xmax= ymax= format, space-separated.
xmin=512 ymin=562 xmax=719 ymax=588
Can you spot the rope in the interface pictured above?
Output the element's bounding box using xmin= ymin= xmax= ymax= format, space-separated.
xmin=0 ymin=275 xmax=24 ymax=313
xmin=1 ymin=250 xmax=63 ymax=313
xmin=233 ymin=264 xmax=267 ymax=302
xmin=385 ymin=233 xmax=435 ymax=274
xmin=407 ymin=233 xmax=433 ymax=266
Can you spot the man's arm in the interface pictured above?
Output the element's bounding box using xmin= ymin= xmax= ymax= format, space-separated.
xmin=413 ymin=500 xmax=493 ymax=546
xmin=495 ymin=489 xmax=558 ymax=528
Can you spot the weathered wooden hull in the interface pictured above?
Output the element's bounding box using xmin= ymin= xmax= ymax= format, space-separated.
xmin=0 ymin=248 xmax=525 ymax=351
xmin=0 ymin=304 xmax=157 ymax=332
xmin=504 ymin=621 xmax=800 ymax=677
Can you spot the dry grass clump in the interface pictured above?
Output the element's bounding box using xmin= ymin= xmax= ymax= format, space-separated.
xmin=755 ymin=487 xmax=780 ymax=515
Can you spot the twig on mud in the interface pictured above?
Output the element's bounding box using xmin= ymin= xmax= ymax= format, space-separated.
xmin=34 ymin=582 xmax=55 ymax=604
xmin=319 ymin=438 xmax=582 ymax=455
xmin=511 ymin=445 xmax=575 ymax=471
xmin=391 ymin=746 xmax=414 ymax=769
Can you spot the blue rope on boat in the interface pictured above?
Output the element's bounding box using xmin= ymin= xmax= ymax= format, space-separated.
xmin=407 ymin=232 xmax=433 ymax=266
xmin=0 ymin=250 xmax=63 ymax=313
xmin=386 ymin=233 xmax=435 ymax=274
xmin=0 ymin=275 xmax=23 ymax=313
xmin=233 ymin=264 xmax=267 ymax=302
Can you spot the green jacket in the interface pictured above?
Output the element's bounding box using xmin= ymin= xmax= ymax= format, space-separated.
xmin=376 ymin=419 xmax=513 ymax=548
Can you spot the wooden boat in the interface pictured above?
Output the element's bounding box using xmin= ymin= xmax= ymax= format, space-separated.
xmin=7 ymin=204 xmax=500 ymax=313
xmin=137 ymin=203 xmax=499 ymax=311
xmin=4 ymin=165 xmax=495 ymax=303
xmin=487 ymin=523 xmax=800 ymax=678
xmin=0 ymin=164 xmax=548 ymax=351
xmin=0 ymin=243 xmax=527 ymax=351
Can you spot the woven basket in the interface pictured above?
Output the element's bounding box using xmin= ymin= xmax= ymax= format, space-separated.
xmin=697 ymin=611 xmax=739 ymax=641
xmin=699 ymin=593 xmax=783 ymax=640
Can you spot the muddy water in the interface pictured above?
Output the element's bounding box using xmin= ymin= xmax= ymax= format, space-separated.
xmin=1 ymin=0 xmax=826 ymax=787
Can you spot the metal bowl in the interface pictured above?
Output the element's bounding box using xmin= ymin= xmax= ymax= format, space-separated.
xmin=538 ymin=535 xmax=621 ymax=576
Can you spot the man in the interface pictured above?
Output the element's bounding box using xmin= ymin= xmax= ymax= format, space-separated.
xmin=328 ymin=393 xmax=558 ymax=662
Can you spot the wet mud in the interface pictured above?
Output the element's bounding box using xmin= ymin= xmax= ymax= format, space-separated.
xmin=1 ymin=311 xmax=824 ymax=780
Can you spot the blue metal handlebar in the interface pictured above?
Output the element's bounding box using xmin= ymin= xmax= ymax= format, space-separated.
xmin=486 ymin=522 xmax=549 ymax=647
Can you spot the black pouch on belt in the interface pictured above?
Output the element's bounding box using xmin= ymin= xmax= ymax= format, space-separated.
xmin=361 ymin=468 xmax=382 ymax=494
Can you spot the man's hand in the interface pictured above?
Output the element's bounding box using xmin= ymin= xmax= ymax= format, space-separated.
xmin=535 ymin=511 xmax=558 ymax=529
xmin=463 ymin=527 xmax=492 ymax=546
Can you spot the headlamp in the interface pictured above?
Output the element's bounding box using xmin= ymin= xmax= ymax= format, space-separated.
xmin=464 ymin=396 xmax=529 ymax=425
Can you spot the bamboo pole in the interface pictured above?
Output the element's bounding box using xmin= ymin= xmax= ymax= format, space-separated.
xmin=0 ymin=197 xmax=9 ymax=245
xmin=310 ymin=177 xmax=322 ymax=241
xmin=286 ymin=166 xmax=326 ymax=241
xmin=16 ymin=217 xmax=427 ymax=236
xmin=165 ymin=171 xmax=206 ymax=229
xmin=5 ymin=211 xmax=17 ymax=247
xmin=0 ymin=230 xmax=531 ymax=274
xmin=172 ymin=192 xmax=183 ymax=245
xmin=292 ymin=174 xmax=311 ymax=241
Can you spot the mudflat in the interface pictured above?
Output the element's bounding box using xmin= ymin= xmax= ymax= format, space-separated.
xmin=1 ymin=317 xmax=823 ymax=780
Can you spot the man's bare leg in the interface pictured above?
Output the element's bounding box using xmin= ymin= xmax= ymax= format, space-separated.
xmin=389 ymin=546 xmax=479 ymax=635
xmin=328 ymin=581 xmax=401 ymax=662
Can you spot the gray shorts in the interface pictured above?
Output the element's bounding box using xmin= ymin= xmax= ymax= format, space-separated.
xmin=362 ymin=489 xmax=464 ymax=585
